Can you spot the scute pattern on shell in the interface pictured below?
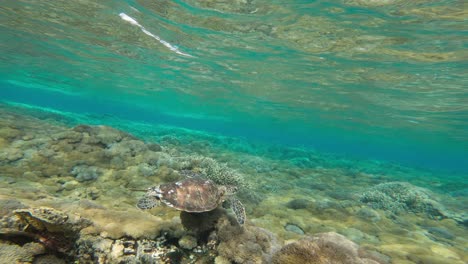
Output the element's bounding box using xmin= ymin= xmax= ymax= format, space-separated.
xmin=159 ymin=178 xmax=224 ymax=212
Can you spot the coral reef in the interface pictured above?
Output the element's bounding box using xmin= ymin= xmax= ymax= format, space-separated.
xmin=360 ymin=182 xmax=447 ymax=218
xmin=0 ymin=205 xmax=207 ymax=263
xmin=71 ymin=165 xmax=101 ymax=182
xmin=272 ymin=232 xmax=386 ymax=264
xmin=1 ymin=105 xmax=467 ymax=264
xmin=180 ymin=207 xmax=281 ymax=264
xmin=215 ymin=216 xmax=281 ymax=264
xmin=175 ymin=155 xmax=250 ymax=190
xmin=75 ymin=234 xmax=190 ymax=263
xmin=0 ymin=206 xmax=91 ymax=261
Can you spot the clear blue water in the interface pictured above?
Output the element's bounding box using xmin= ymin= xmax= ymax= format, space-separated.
xmin=1 ymin=0 xmax=467 ymax=173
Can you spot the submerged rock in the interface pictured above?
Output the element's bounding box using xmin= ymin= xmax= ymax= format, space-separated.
xmin=32 ymin=254 xmax=66 ymax=264
xmin=0 ymin=207 xmax=91 ymax=262
xmin=14 ymin=207 xmax=74 ymax=232
xmin=178 ymin=235 xmax=197 ymax=250
xmin=286 ymin=198 xmax=311 ymax=210
xmin=0 ymin=199 xmax=28 ymax=216
xmin=215 ymin=216 xmax=281 ymax=264
xmin=11 ymin=207 xmax=90 ymax=254
xmin=0 ymin=241 xmax=45 ymax=263
xmin=284 ymin=223 xmax=305 ymax=235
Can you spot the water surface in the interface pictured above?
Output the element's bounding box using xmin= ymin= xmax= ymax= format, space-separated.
xmin=1 ymin=0 xmax=467 ymax=172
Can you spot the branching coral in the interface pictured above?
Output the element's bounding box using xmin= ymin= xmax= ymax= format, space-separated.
xmin=360 ymin=182 xmax=446 ymax=218
xmin=177 ymin=155 xmax=250 ymax=189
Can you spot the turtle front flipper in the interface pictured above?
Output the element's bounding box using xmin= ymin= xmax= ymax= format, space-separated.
xmin=230 ymin=197 xmax=246 ymax=225
xmin=137 ymin=195 xmax=159 ymax=210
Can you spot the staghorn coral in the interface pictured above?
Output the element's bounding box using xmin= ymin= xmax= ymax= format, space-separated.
xmin=200 ymin=158 xmax=249 ymax=188
xmin=151 ymin=153 xmax=250 ymax=189
xmin=179 ymin=155 xmax=249 ymax=189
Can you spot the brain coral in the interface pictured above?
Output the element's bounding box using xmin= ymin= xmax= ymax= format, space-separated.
xmin=272 ymin=232 xmax=385 ymax=264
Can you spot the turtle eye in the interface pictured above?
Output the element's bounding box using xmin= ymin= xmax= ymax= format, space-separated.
xmin=146 ymin=187 xmax=160 ymax=196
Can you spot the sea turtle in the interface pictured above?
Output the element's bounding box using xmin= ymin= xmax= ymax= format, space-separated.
xmin=137 ymin=178 xmax=246 ymax=225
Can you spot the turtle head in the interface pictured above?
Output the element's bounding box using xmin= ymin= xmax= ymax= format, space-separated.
xmin=224 ymin=185 xmax=239 ymax=196
xmin=146 ymin=185 xmax=164 ymax=199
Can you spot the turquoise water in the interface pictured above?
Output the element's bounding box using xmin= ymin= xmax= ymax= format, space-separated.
xmin=1 ymin=0 xmax=467 ymax=173
xmin=0 ymin=1 xmax=468 ymax=263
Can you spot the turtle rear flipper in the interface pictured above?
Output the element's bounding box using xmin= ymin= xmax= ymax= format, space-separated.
xmin=230 ymin=197 xmax=246 ymax=225
xmin=137 ymin=196 xmax=159 ymax=210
